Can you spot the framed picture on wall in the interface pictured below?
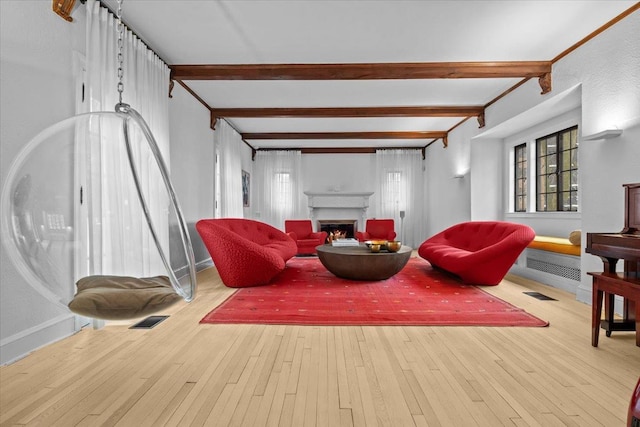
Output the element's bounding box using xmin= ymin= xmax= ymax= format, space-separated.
xmin=242 ymin=170 xmax=250 ymax=207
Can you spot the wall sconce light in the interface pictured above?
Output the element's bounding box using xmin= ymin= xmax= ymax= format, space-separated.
xmin=582 ymin=129 xmax=623 ymax=141
xmin=453 ymin=173 xmax=466 ymax=179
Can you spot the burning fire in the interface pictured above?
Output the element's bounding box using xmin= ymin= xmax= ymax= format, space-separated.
xmin=331 ymin=230 xmax=346 ymax=240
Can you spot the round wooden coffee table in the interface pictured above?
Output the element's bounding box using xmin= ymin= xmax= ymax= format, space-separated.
xmin=315 ymin=244 xmax=412 ymax=281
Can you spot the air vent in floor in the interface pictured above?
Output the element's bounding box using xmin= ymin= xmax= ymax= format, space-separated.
xmin=524 ymin=291 xmax=557 ymax=301
xmin=129 ymin=315 xmax=169 ymax=329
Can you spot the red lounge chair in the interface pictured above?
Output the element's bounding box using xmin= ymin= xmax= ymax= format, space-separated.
xmin=356 ymin=219 xmax=397 ymax=242
xmin=196 ymin=218 xmax=297 ymax=288
xmin=285 ymin=220 xmax=327 ymax=255
xmin=418 ymin=221 xmax=535 ymax=285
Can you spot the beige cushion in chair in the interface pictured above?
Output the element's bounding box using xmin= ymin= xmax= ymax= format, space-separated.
xmin=68 ymin=275 xmax=182 ymax=320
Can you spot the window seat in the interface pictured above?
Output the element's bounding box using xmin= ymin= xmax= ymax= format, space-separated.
xmin=511 ymin=232 xmax=582 ymax=294
xmin=528 ymin=236 xmax=581 ymax=256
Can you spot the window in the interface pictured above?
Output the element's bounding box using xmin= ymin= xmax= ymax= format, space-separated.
xmin=536 ymin=126 xmax=578 ymax=212
xmin=273 ymin=172 xmax=291 ymax=208
xmin=382 ymin=171 xmax=403 ymax=211
xmin=514 ymin=143 xmax=527 ymax=212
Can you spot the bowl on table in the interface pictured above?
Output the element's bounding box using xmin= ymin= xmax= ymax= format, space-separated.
xmin=386 ymin=241 xmax=402 ymax=252
xmin=365 ymin=240 xmax=388 ymax=250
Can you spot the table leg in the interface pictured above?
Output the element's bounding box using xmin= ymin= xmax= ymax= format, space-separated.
xmin=604 ymin=292 xmax=615 ymax=337
xmin=592 ymin=285 xmax=603 ymax=347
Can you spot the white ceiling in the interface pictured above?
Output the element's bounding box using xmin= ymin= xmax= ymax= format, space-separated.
xmin=104 ymin=0 xmax=637 ymax=151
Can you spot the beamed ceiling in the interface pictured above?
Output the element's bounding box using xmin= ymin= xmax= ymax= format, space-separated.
xmin=102 ymin=0 xmax=639 ymax=156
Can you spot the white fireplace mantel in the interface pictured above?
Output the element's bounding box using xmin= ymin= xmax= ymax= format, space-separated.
xmin=304 ymin=191 xmax=374 ymax=230
xmin=304 ymin=191 xmax=373 ymax=208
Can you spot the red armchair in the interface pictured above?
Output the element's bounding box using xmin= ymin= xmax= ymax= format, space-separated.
xmin=418 ymin=221 xmax=535 ymax=286
xmin=285 ymin=220 xmax=327 ymax=255
xmin=196 ymin=218 xmax=297 ymax=288
xmin=356 ymin=219 xmax=397 ymax=242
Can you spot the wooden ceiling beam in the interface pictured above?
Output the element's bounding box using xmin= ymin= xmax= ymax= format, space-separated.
xmin=212 ymin=105 xmax=484 ymax=118
xmin=170 ymin=61 xmax=551 ymax=81
xmin=242 ymin=131 xmax=447 ymax=140
xmin=212 ymin=106 xmax=486 ymax=130
xmin=256 ymin=146 xmax=429 ymax=159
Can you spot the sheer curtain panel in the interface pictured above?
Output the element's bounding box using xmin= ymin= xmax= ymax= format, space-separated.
xmin=214 ymin=120 xmax=244 ymax=218
xmin=254 ymin=151 xmax=306 ymax=229
xmin=375 ymin=149 xmax=426 ymax=248
xmin=84 ymin=0 xmax=171 ymax=278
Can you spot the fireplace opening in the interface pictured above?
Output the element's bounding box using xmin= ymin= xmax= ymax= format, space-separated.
xmin=318 ymin=220 xmax=358 ymax=242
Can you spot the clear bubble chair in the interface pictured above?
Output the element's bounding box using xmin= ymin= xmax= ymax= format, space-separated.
xmin=1 ymin=104 xmax=197 ymax=320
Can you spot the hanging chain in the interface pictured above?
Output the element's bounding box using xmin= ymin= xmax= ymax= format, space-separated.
xmin=116 ymin=0 xmax=125 ymax=105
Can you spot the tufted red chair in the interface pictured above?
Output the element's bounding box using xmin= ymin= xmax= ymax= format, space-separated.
xmin=356 ymin=219 xmax=397 ymax=242
xmin=418 ymin=221 xmax=535 ymax=285
xmin=284 ymin=220 xmax=327 ymax=255
xmin=196 ymin=218 xmax=297 ymax=288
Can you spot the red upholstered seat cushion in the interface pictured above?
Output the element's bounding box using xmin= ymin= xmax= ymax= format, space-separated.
xmin=418 ymin=221 xmax=535 ymax=285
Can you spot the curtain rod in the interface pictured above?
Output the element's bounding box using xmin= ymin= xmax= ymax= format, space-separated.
xmin=92 ymin=0 xmax=170 ymax=66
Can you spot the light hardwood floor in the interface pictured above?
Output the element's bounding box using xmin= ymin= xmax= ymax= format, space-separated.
xmin=1 ymin=260 xmax=639 ymax=427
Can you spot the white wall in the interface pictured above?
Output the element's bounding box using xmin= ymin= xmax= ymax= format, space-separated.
xmin=298 ymin=152 xmax=429 ymax=246
xmin=0 ymin=1 xmax=85 ymax=364
xmin=168 ymin=84 xmax=215 ymax=267
xmin=425 ymin=120 xmax=476 ymax=235
xmin=298 ymin=153 xmax=377 ymax=219
xmin=302 ymin=153 xmax=376 ymax=194
xmin=557 ymin=13 xmax=640 ymax=302
xmin=423 ymin=11 xmax=638 ymax=305
xmin=470 ymin=11 xmax=640 ymax=303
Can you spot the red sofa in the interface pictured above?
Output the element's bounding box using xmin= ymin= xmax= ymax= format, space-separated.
xmin=418 ymin=221 xmax=535 ymax=285
xmin=285 ymin=220 xmax=327 ymax=255
xmin=356 ymin=219 xmax=397 ymax=242
xmin=196 ymin=218 xmax=297 ymax=288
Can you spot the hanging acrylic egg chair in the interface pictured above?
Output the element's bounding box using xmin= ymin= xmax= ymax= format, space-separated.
xmin=1 ymin=103 xmax=197 ymax=320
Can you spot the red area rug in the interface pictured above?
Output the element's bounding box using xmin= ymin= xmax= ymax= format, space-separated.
xmin=201 ymin=257 xmax=548 ymax=327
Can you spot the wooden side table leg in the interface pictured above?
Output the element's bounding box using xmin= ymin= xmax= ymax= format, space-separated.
xmin=604 ymin=292 xmax=615 ymax=337
xmin=592 ymin=283 xmax=603 ymax=347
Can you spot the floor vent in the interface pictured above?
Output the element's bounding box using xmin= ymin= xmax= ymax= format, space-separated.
xmin=524 ymin=291 xmax=557 ymax=301
xmin=129 ymin=315 xmax=169 ymax=329
xmin=526 ymin=257 xmax=581 ymax=281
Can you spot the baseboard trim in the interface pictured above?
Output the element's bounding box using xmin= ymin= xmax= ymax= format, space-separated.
xmin=0 ymin=314 xmax=76 ymax=366
xmin=510 ymin=264 xmax=579 ymax=294
xmin=576 ymin=284 xmax=592 ymax=305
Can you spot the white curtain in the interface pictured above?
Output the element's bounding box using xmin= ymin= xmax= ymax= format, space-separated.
xmin=84 ymin=0 xmax=171 ymax=277
xmin=375 ymin=149 xmax=426 ymax=248
xmin=254 ymin=150 xmax=306 ymax=229
xmin=215 ymin=119 xmax=244 ymax=218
